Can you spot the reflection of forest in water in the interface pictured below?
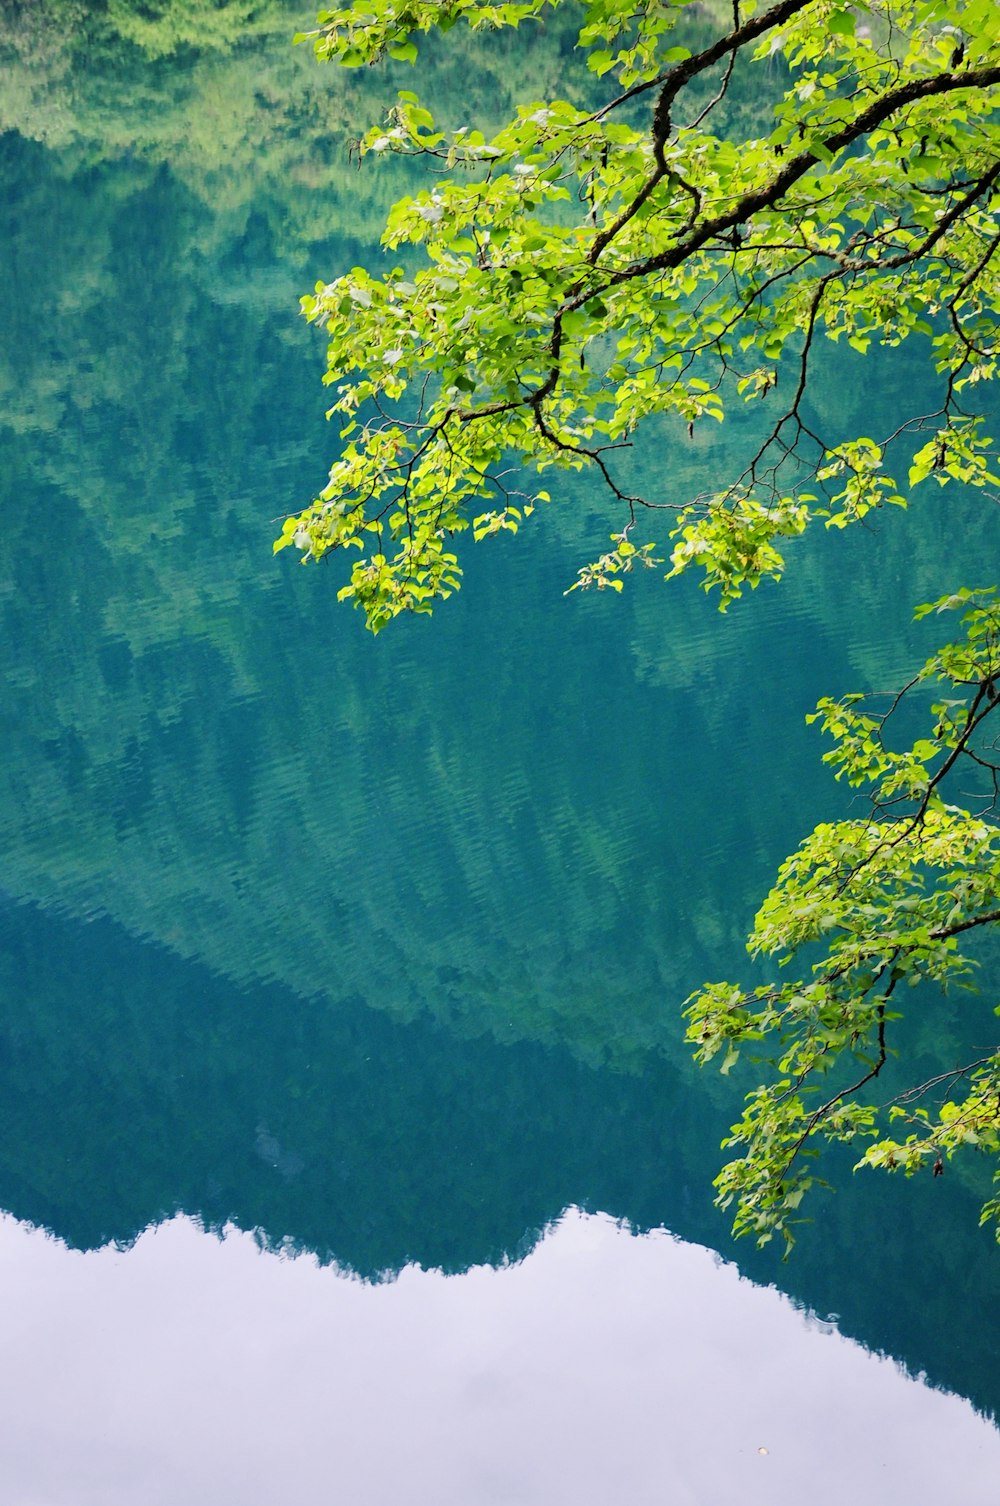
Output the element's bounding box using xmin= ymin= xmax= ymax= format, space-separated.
xmin=3 ymin=0 xmax=1000 ymax=1423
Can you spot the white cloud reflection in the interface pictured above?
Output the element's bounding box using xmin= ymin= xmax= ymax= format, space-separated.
xmin=0 ymin=1208 xmax=996 ymax=1505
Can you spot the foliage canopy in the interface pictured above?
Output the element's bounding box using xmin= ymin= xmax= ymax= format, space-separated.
xmin=280 ymin=0 xmax=1000 ymax=1247
xmin=281 ymin=0 xmax=999 ymax=625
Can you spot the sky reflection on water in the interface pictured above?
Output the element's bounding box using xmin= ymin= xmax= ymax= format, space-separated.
xmin=1 ymin=1208 xmax=997 ymax=1506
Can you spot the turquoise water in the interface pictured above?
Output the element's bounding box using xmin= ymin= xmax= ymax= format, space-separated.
xmin=1 ymin=9 xmax=999 ymax=1499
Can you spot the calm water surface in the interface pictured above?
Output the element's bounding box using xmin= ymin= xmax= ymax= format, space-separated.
xmin=1 ymin=7 xmax=999 ymax=1500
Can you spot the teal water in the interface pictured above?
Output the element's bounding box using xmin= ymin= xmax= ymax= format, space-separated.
xmin=1 ymin=8 xmax=1000 ymax=1499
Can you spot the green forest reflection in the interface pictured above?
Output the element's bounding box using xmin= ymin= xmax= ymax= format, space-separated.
xmin=2 ymin=0 xmax=1000 ymax=1425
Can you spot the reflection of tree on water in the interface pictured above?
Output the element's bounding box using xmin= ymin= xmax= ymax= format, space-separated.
xmin=3 ymin=124 xmax=990 ymax=1069
xmin=0 ymin=121 xmax=788 ymax=1067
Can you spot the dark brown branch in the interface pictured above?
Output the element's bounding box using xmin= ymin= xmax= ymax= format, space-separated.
xmin=685 ymin=0 xmax=742 ymax=131
xmin=888 ymin=1056 xmax=998 ymax=1109
xmin=586 ymin=0 xmax=815 ymax=133
xmin=783 ymin=995 xmax=892 ymax=1173
xmin=478 ymin=64 xmax=1000 ymax=453
xmin=606 ymin=65 xmax=1000 ymax=290
xmin=931 ymin=905 xmax=1000 ymax=940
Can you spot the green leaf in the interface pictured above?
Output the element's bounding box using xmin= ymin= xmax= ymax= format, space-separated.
xmin=827 ymin=8 xmax=855 ymax=34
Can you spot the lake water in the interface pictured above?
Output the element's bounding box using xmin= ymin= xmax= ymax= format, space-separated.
xmin=1 ymin=6 xmax=999 ymax=1500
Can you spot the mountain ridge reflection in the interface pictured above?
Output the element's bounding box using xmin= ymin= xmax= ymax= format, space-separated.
xmin=2 ymin=892 xmax=999 ymax=1424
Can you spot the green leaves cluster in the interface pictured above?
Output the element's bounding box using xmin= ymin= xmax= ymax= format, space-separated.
xmin=279 ymin=0 xmax=1000 ymax=632
xmin=686 ymin=591 xmax=1000 ymax=1248
xmin=274 ymin=0 xmax=1000 ymax=1250
xmin=564 ymin=531 xmax=662 ymax=594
